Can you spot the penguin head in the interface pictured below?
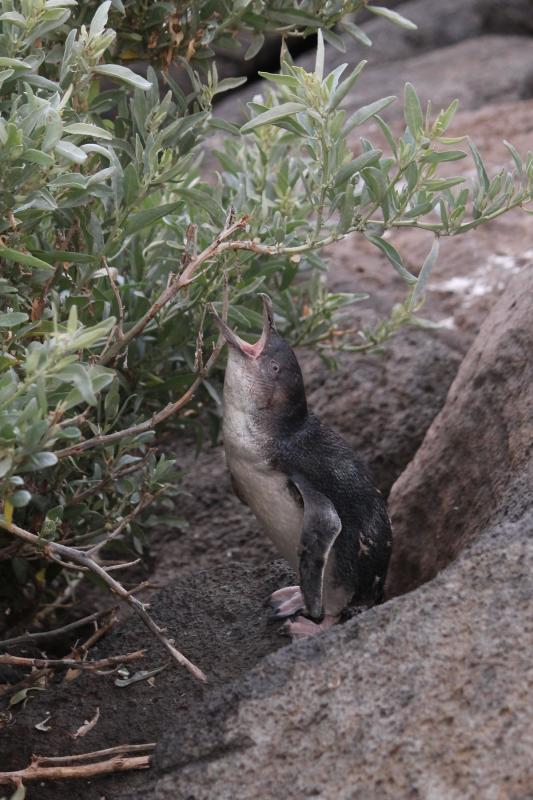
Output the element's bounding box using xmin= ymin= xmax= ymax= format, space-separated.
xmin=210 ymin=294 xmax=308 ymax=426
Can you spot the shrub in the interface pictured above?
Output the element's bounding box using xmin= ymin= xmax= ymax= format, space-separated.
xmin=0 ymin=0 xmax=531 ymax=676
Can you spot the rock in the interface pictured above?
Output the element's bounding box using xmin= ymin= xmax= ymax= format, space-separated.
xmin=386 ymin=266 xmax=533 ymax=597
xmin=126 ymin=269 xmax=533 ymax=800
xmin=146 ymin=516 xmax=533 ymax=800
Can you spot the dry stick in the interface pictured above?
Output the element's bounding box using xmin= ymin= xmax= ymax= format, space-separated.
xmin=0 ymin=754 xmax=151 ymax=785
xmin=86 ymin=494 xmax=154 ymax=557
xmin=56 ymin=333 xmax=225 ymax=459
xmin=0 ymin=608 xmax=115 ymax=649
xmin=103 ymin=257 xmax=125 ymax=337
xmin=0 ymin=611 xmax=118 ymax=699
xmin=0 ymin=649 xmax=145 ymax=671
xmin=0 ymin=520 xmax=207 ymax=683
xmin=98 ymin=214 xmax=249 ymax=367
xmin=35 ymin=743 xmax=156 ymax=764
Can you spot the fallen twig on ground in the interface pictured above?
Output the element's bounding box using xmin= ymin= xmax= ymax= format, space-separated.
xmin=0 ymin=743 xmax=156 ymax=785
xmin=0 ymin=608 xmax=116 ymax=649
xmin=0 ymin=519 xmax=207 ymax=682
xmin=0 ymin=649 xmax=145 ymax=671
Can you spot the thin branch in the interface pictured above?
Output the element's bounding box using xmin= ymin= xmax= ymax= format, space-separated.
xmin=0 ymin=608 xmax=115 ymax=649
xmin=103 ymin=257 xmax=125 ymax=337
xmin=55 ymin=333 xmax=225 ymax=459
xmin=35 ymin=743 xmax=155 ymax=765
xmin=98 ymin=215 xmax=249 ymax=366
xmin=68 ymin=450 xmax=154 ymax=504
xmin=86 ymin=494 xmax=153 ymax=557
xmin=0 ymin=519 xmax=207 ymax=683
xmin=0 ymin=649 xmax=145 ymax=671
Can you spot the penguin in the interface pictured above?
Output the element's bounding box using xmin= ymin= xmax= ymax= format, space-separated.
xmin=210 ymin=294 xmax=392 ymax=639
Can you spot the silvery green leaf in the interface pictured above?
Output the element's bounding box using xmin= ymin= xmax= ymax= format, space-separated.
xmin=334 ymin=149 xmax=382 ymax=186
xmin=24 ymin=452 xmax=59 ymax=470
xmin=315 ymin=29 xmax=325 ymax=81
xmin=412 ymin=237 xmax=439 ymax=306
xmin=344 ymin=96 xmax=396 ymax=135
xmin=67 ymin=304 xmax=78 ymax=333
xmin=0 ymin=11 xmax=26 ymax=25
xmin=423 ymin=176 xmax=465 ymax=191
xmin=321 ymin=27 xmax=346 ymax=52
xmin=341 ymin=20 xmax=372 ymax=46
xmin=329 ymin=60 xmax=367 ymax=110
xmin=6 ymin=781 xmax=26 ymax=799
xmin=367 ymin=235 xmax=417 ymax=284
xmin=0 ymin=68 xmax=14 ymax=88
xmin=0 ymin=247 xmax=55 ymax=271
xmin=368 ymin=5 xmax=418 ymax=30
xmin=245 ymin=33 xmax=264 ymax=60
xmin=241 ymin=102 xmax=307 ymax=134
xmin=56 ymin=364 xmax=100 ymax=407
xmin=11 ymin=490 xmax=31 ymax=508
xmin=257 ymin=71 xmax=300 ymax=89
xmin=94 ymin=63 xmax=152 ymax=91
xmin=20 ymin=148 xmax=55 ymax=167
xmin=0 ymin=58 xmax=31 ymax=69
xmin=89 ymin=0 xmax=111 ymax=39
xmin=125 ymin=201 xmax=183 ymax=236
xmin=503 ymin=140 xmax=523 ymax=176
xmin=468 ymin=139 xmax=490 ymax=192
xmin=0 ymin=312 xmax=29 ymax=327
xmin=422 ymin=150 xmax=467 ymax=165
xmin=63 ymin=122 xmax=112 ymax=139
xmin=55 ymin=140 xmax=87 ymax=163
xmin=213 ymin=76 xmax=247 ymax=95
xmin=404 ymin=82 xmax=423 ymax=138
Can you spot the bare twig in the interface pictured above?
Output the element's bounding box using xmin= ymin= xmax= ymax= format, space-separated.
xmin=0 ymin=608 xmax=115 ymax=649
xmin=0 ymin=520 xmax=207 ymax=682
xmin=103 ymin=257 xmax=125 ymax=338
xmin=55 ymin=332 xmax=225 ymax=459
xmin=99 ymin=215 xmax=248 ymax=366
xmin=0 ymin=649 xmax=145 ymax=671
xmin=68 ymin=450 xmax=154 ymax=504
xmin=86 ymin=493 xmax=154 ymax=557
xmin=58 ymin=406 xmax=92 ymax=429
xmin=0 ymin=610 xmax=118 ymax=699
xmin=0 ymin=744 xmax=155 ymax=785
xmin=35 ymin=743 xmax=155 ymax=764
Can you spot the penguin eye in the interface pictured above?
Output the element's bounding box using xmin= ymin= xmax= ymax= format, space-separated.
xmin=270 ymin=359 xmax=280 ymax=374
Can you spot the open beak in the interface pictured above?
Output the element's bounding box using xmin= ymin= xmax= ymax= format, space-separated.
xmin=210 ymin=293 xmax=275 ymax=358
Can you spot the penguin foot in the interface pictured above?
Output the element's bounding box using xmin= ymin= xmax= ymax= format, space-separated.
xmin=284 ymin=614 xmax=339 ymax=640
xmin=269 ymin=585 xmax=304 ymax=619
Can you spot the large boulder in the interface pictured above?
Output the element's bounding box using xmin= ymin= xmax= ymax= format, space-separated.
xmin=386 ymin=266 xmax=533 ymax=596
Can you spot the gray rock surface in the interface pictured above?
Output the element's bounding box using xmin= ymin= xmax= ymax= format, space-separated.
xmin=135 ymin=271 xmax=533 ymax=800
xmin=386 ymin=266 xmax=533 ymax=597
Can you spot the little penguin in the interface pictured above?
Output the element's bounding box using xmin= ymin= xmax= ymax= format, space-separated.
xmin=211 ymin=294 xmax=392 ymax=639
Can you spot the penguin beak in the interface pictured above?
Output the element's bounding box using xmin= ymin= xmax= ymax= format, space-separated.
xmin=209 ymin=294 xmax=275 ymax=359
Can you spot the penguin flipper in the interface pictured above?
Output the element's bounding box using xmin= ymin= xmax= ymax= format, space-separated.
xmin=290 ymin=473 xmax=342 ymax=621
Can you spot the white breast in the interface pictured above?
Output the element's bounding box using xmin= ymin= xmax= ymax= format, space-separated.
xmin=223 ymin=408 xmax=303 ymax=569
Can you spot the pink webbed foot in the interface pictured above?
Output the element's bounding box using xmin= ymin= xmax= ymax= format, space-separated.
xmin=284 ymin=614 xmax=340 ymax=640
xmin=270 ymin=585 xmax=305 ymax=619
